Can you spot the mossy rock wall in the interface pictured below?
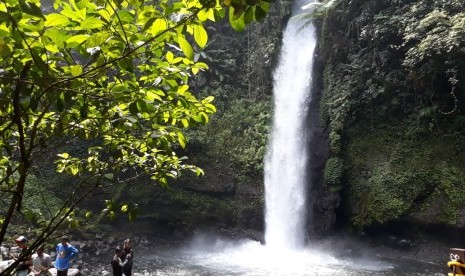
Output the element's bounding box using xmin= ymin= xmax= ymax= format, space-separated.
xmin=320 ymin=0 xmax=465 ymax=229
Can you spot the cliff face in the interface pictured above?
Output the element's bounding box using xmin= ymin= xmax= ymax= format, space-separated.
xmin=319 ymin=0 xmax=465 ymax=230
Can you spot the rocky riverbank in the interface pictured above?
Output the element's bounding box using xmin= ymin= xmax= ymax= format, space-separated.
xmin=2 ymin=226 xmax=454 ymax=275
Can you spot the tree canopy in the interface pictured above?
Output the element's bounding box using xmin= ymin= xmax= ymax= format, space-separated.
xmin=0 ymin=0 xmax=270 ymax=273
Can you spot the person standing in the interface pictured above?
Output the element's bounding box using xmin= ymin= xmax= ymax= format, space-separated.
xmin=55 ymin=236 xmax=78 ymax=276
xmin=111 ymin=246 xmax=128 ymax=276
xmin=121 ymin=239 xmax=133 ymax=276
xmin=32 ymin=245 xmax=53 ymax=276
xmin=13 ymin=236 xmax=32 ymax=276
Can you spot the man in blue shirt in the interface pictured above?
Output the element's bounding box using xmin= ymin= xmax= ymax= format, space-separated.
xmin=55 ymin=235 xmax=78 ymax=276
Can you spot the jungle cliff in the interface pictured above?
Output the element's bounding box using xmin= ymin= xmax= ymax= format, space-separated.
xmin=111 ymin=0 xmax=465 ymax=239
xmin=320 ymin=0 xmax=465 ymax=230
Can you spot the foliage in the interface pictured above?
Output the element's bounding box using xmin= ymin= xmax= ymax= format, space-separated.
xmin=294 ymin=0 xmax=343 ymax=23
xmin=190 ymin=97 xmax=271 ymax=184
xmin=347 ymin=122 xmax=465 ymax=227
xmin=351 ymin=166 xmax=431 ymax=226
xmin=324 ymin=157 xmax=343 ymax=192
xmin=319 ymin=0 xmax=465 ymax=228
xmin=429 ymin=164 xmax=465 ymax=224
xmin=0 ymin=0 xmax=271 ymax=272
xmin=321 ymin=0 xmax=465 ymax=134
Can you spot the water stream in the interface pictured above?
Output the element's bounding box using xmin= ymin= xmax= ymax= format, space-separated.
xmin=263 ymin=0 xmax=316 ymax=251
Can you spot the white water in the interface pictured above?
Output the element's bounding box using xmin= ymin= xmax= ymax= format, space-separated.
xmin=264 ymin=0 xmax=317 ymax=251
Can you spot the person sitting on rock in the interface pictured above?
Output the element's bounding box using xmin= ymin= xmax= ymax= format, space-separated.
xmin=32 ymin=245 xmax=53 ymax=276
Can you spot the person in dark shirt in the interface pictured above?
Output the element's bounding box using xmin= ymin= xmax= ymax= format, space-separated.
xmin=111 ymin=246 xmax=128 ymax=276
xmin=121 ymin=239 xmax=133 ymax=276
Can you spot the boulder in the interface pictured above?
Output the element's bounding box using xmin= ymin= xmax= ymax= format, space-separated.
xmin=0 ymin=261 xmax=81 ymax=276
xmin=46 ymin=268 xmax=81 ymax=276
xmin=0 ymin=260 xmax=14 ymax=272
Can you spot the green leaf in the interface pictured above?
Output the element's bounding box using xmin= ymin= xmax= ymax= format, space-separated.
xmin=0 ymin=39 xmax=11 ymax=58
xmin=129 ymin=102 xmax=138 ymax=115
xmin=195 ymin=167 xmax=204 ymax=176
xmin=61 ymin=9 xmax=81 ymax=21
xmin=69 ymin=219 xmax=79 ymax=229
xmin=193 ymin=25 xmax=208 ymax=48
xmin=244 ymin=7 xmax=254 ymax=24
xmin=177 ymin=131 xmax=187 ymax=148
xmin=181 ymin=118 xmax=189 ymax=128
xmin=31 ymin=49 xmax=48 ymax=76
xmin=178 ymin=35 xmax=194 ymax=60
xmin=57 ymin=153 xmax=70 ymax=159
xmin=19 ymin=0 xmax=45 ymax=19
xmin=80 ymin=17 xmax=105 ymax=29
xmin=150 ymin=19 xmax=167 ymax=36
xmin=117 ymin=10 xmax=134 ymax=23
xmin=141 ymin=17 xmax=156 ymax=32
xmin=197 ymin=9 xmax=210 ymax=22
xmin=166 ymin=51 xmax=174 ymax=63
xmin=70 ymin=65 xmax=83 ymax=76
xmin=118 ymin=58 xmax=133 ymax=72
xmin=44 ymin=28 xmax=69 ymax=48
xmin=229 ymin=7 xmax=245 ymax=31
xmin=104 ymin=173 xmax=114 ymax=180
xmin=177 ymin=84 xmax=189 ymax=95
xmin=69 ymin=165 xmax=79 ymax=175
xmin=200 ymin=112 xmax=209 ymax=123
xmin=255 ymin=6 xmax=267 ymax=21
xmin=45 ymin=13 xmax=70 ymax=27
xmin=66 ymin=34 xmax=90 ymax=47
xmin=128 ymin=209 xmax=138 ymax=221
xmin=136 ymin=99 xmax=147 ymax=112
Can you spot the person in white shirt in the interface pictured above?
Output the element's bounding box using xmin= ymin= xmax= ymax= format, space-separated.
xmin=32 ymin=245 xmax=53 ymax=276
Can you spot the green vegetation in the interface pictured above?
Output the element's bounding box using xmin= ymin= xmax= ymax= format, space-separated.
xmin=347 ymin=122 xmax=465 ymax=226
xmin=0 ymin=0 xmax=272 ymax=272
xmin=324 ymin=157 xmax=343 ymax=192
xmin=190 ymin=96 xmax=271 ymax=183
xmin=320 ymin=0 xmax=465 ymax=228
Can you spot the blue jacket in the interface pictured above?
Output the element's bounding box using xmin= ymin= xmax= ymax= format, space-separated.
xmin=55 ymin=243 xmax=78 ymax=270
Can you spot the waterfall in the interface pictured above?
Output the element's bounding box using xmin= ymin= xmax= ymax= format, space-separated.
xmin=264 ymin=1 xmax=317 ymax=251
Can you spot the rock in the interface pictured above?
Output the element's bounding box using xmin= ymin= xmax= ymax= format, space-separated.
xmin=0 ymin=260 xmax=13 ymax=272
xmin=1 ymin=262 xmax=80 ymax=276
xmin=47 ymin=268 xmax=80 ymax=276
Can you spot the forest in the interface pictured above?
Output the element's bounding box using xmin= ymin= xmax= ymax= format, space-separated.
xmin=1 ymin=0 xmax=465 ymax=274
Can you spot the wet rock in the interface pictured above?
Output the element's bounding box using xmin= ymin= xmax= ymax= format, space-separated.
xmin=48 ymin=268 xmax=81 ymax=276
